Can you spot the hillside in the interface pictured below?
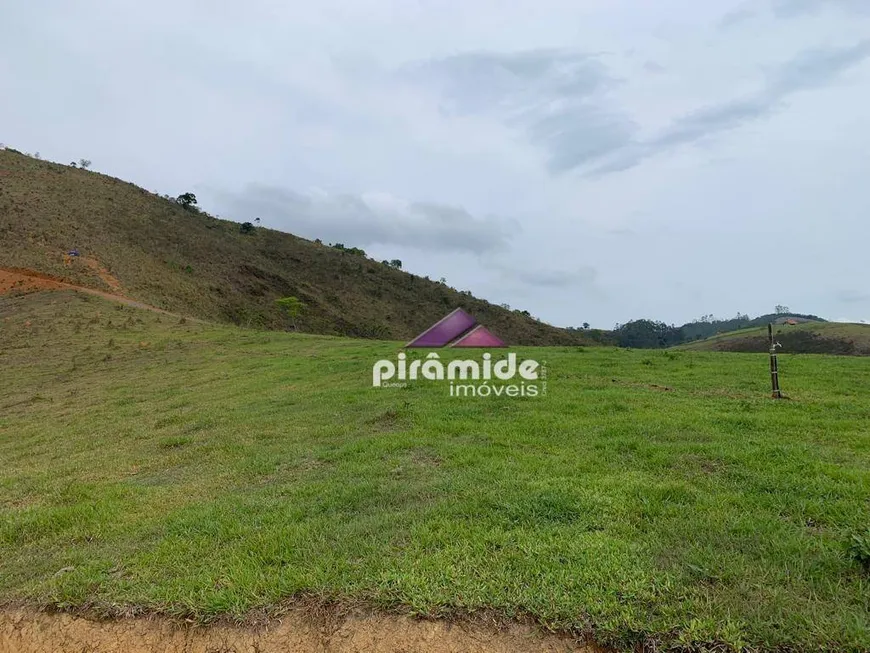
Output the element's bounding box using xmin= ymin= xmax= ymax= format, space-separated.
xmin=677 ymin=320 xmax=870 ymax=355
xmin=0 ymin=149 xmax=584 ymax=345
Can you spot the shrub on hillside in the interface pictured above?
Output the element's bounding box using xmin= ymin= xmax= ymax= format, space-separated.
xmin=275 ymin=296 xmax=304 ymax=330
xmin=176 ymin=192 xmax=198 ymax=210
xmin=331 ymin=243 xmax=366 ymax=257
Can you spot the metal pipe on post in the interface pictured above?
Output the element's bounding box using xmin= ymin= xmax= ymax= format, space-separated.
xmin=768 ymin=323 xmax=782 ymax=399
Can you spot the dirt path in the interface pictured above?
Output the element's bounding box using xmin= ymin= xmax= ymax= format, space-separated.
xmin=0 ymin=267 xmax=193 ymax=320
xmin=0 ymin=608 xmax=593 ymax=653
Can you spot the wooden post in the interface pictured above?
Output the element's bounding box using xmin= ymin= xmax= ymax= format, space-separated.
xmin=768 ymin=323 xmax=782 ymax=399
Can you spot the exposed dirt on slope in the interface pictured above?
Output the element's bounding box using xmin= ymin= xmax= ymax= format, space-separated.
xmin=0 ymin=608 xmax=593 ymax=653
xmin=0 ymin=267 xmax=191 ymax=319
xmin=71 ymin=255 xmax=124 ymax=293
xmin=0 ymin=268 xmax=64 ymax=294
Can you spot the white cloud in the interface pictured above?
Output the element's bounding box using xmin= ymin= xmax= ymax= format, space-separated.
xmin=215 ymin=185 xmax=516 ymax=254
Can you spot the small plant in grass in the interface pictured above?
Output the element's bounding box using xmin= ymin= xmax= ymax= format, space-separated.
xmin=275 ymin=296 xmax=304 ymax=330
xmin=849 ymin=529 xmax=870 ymax=572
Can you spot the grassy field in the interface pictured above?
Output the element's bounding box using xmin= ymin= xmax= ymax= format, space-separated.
xmin=1 ymin=291 xmax=869 ymax=651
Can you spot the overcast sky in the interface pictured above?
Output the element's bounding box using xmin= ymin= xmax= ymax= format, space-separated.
xmin=3 ymin=0 xmax=869 ymax=328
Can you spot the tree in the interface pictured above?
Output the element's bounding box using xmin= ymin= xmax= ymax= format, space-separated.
xmin=275 ymin=296 xmax=304 ymax=330
xmin=582 ymin=322 xmax=590 ymax=330
xmin=332 ymin=243 xmax=367 ymax=257
xmin=254 ymin=217 xmax=261 ymax=224
xmin=775 ymin=305 xmax=790 ymax=315
xmin=78 ymin=159 xmax=92 ymax=169
xmin=70 ymin=161 xmax=77 ymax=168
xmin=614 ymin=319 xmax=684 ymax=349
xmin=390 ymin=259 xmax=403 ymax=269
xmin=239 ymin=221 xmax=255 ymax=234
xmin=176 ymin=192 xmax=198 ymax=210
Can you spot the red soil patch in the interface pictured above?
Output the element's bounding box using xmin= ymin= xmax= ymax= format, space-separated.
xmin=0 ymin=608 xmax=592 ymax=653
xmin=0 ymin=267 xmax=191 ymax=320
xmin=0 ymin=269 xmax=65 ymax=295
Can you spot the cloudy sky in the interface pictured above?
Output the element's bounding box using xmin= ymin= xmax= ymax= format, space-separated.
xmin=3 ymin=0 xmax=869 ymax=328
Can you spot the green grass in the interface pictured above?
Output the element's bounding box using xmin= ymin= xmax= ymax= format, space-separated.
xmin=1 ymin=292 xmax=869 ymax=651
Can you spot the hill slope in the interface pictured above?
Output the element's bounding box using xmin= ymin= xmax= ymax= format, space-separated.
xmin=0 ymin=149 xmax=583 ymax=345
xmin=677 ymin=320 xmax=870 ymax=355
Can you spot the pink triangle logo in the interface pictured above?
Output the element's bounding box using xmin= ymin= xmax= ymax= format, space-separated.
xmin=450 ymin=325 xmax=506 ymax=348
xmin=406 ymin=309 xmax=506 ymax=348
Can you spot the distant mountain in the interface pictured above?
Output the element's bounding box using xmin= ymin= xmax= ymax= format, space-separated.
xmin=602 ymin=312 xmax=831 ymax=351
xmin=677 ymin=321 xmax=870 ymax=356
xmin=679 ymin=313 xmax=826 ymax=343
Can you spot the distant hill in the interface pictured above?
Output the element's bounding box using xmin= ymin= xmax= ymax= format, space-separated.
xmin=679 ymin=312 xmax=826 ymax=342
xmin=608 ymin=313 xmax=830 ymax=351
xmin=676 ymin=321 xmax=870 ymax=355
xmin=0 ymin=149 xmax=586 ymax=345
